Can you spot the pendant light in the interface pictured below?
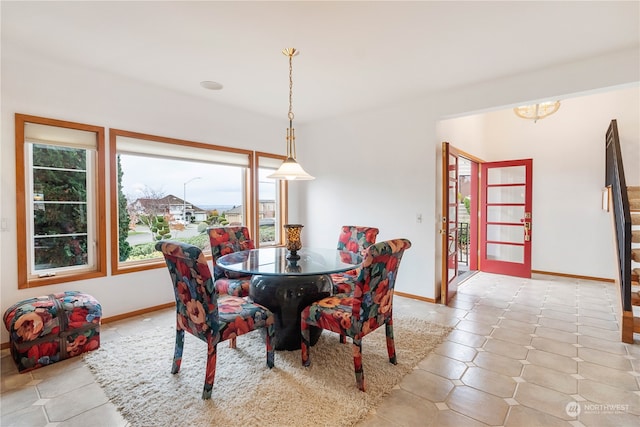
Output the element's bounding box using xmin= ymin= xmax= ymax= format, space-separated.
xmin=267 ymin=48 xmax=315 ymax=180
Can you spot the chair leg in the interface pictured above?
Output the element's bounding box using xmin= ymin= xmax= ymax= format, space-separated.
xmin=202 ymin=336 xmax=218 ymax=400
xmin=301 ymin=318 xmax=311 ymax=367
xmin=385 ymin=319 xmax=397 ymax=365
xmin=352 ymin=337 xmax=365 ymax=392
xmin=265 ymin=323 xmax=275 ymax=369
xmin=172 ymin=328 xmax=185 ymax=374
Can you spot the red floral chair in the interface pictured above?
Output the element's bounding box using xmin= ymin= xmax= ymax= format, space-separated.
xmin=156 ymin=241 xmax=275 ymax=399
xmin=301 ymin=238 xmax=411 ymax=391
xmin=330 ymin=226 xmax=379 ymax=295
xmin=208 ymin=226 xmax=255 ymax=298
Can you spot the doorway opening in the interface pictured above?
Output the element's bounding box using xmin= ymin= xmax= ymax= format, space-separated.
xmin=441 ymin=145 xmax=535 ymax=305
xmin=457 ymin=156 xmax=474 ymax=282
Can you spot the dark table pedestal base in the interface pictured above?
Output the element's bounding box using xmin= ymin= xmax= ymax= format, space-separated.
xmin=250 ymin=274 xmax=332 ymax=351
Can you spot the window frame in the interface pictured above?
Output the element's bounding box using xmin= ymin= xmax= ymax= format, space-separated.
xmin=109 ymin=129 xmax=256 ymax=275
xmin=254 ymin=151 xmax=288 ymax=246
xmin=15 ymin=114 xmax=107 ymax=288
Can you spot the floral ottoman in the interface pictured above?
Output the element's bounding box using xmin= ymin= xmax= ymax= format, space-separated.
xmin=3 ymin=291 xmax=101 ymax=372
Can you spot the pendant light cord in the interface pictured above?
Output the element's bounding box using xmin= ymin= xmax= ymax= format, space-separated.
xmin=283 ymin=48 xmax=297 ymax=159
xmin=288 ymin=49 xmax=294 ymax=123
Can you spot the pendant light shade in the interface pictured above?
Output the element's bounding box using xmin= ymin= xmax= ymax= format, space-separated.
xmin=268 ymin=157 xmax=315 ymax=180
xmin=267 ymin=48 xmax=315 ymax=181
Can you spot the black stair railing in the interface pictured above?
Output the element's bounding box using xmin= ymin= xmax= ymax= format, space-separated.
xmin=605 ymin=119 xmax=632 ymax=312
xmin=458 ymin=222 xmax=469 ymax=266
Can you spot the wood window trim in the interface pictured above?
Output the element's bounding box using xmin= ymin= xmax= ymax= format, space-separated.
xmin=109 ymin=128 xmax=255 ymax=275
xmin=255 ymin=151 xmax=288 ymax=246
xmin=15 ymin=114 xmax=107 ymax=289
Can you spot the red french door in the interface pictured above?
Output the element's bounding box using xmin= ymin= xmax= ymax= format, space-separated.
xmin=480 ymin=159 xmax=533 ymax=278
xmin=441 ymin=143 xmax=480 ymax=305
xmin=442 ymin=143 xmax=460 ymax=304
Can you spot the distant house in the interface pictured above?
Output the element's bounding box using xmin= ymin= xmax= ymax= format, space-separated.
xmin=258 ymin=199 xmax=276 ymax=220
xmin=129 ymin=195 xmax=207 ymax=224
xmin=223 ymin=200 xmax=275 ymax=226
xmin=129 ymin=197 xmax=275 ymax=226
xmin=224 ymin=206 xmax=243 ymax=225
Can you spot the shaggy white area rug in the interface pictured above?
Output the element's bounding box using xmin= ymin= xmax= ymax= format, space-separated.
xmin=84 ymin=318 xmax=451 ymax=427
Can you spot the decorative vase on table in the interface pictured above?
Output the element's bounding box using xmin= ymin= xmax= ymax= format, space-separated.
xmin=284 ymin=224 xmax=303 ymax=261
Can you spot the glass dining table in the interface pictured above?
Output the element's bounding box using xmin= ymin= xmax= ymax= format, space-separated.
xmin=217 ymin=247 xmax=362 ymax=351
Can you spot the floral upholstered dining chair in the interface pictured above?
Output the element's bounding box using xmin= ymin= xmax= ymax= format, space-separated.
xmin=330 ymin=225 xmax=379 ymax=295
xmin=301 ymin=238 xmax=411 ymax=392
xmin=156 ymin=241 xmax=275 ymax=399
xmin=208 ymin=226 xmax=255 ymax=298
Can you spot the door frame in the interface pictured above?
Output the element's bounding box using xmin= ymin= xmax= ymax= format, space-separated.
xmin=440 ymin=142 xmax=483 ymax=305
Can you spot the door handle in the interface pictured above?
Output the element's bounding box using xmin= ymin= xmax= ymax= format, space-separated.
xmin=524 ymin=221 xmax=531 ymax=241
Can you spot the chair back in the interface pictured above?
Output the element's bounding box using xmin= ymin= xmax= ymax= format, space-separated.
xmin=352 ymin=239 xmax=412 ymax=324
xmin=336 ymin=226 xmax=379 ymax=254
xmin=156 ymin=241 xmax=219 ymax=341
xmin=207 ymin=226 xmax=255 ymax=279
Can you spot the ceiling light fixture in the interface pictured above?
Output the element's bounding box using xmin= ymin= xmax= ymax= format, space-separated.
xmin=513 ymin=101 xmax=560 ymax=123
xmin=267 ymin=48 xmax=314 ymax=181
xmin=200 ymin=81 xmax=223 ymax=90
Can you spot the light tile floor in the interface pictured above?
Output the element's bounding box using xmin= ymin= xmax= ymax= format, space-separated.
xmin=2 ymin=273 xmax=640 ymax=426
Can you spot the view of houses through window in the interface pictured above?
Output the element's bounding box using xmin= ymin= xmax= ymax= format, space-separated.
xmin=118 ymin=153 xmax=242 ymax=263
xmin=117 ymin=154 xmax=280 ymax=264
xmin=110 ymin=131 xmax=286 ymax=274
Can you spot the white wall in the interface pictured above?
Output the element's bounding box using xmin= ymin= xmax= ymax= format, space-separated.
xmin=0 ymin=45 xmax=283 ymax=343
xmin=438 ymin=86 xmax=640 ymax=279
xmin=299 ymin=98 xmax=436 ymax=298
xmin=300 ymin=48 xmax=639 ymax=300
xmin=437 ymin=115 xmax=490 ymax=161
xmin=484 ymin=87 xmax=639 ymax=278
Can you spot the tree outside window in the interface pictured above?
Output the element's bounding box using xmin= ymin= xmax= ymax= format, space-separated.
xmin=15 ymin=114 xmax=106 ymax=288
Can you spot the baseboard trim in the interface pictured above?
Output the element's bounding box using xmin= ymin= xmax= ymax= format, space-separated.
xmin=394 ymin=291 xmax=437 ymax=304
xmin=101 ymin=302 xmax=175 ymax=324
xmin=1 ymin=302 xmax=176 ymax=351
xmin=531 ymin=270 xmax=615 ymax=283
xmin=2 ymin=271 xmax=613 ymax=350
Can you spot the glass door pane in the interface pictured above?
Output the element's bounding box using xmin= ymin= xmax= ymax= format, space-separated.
xmin=447 ymin=153 xmax=458 ymax=282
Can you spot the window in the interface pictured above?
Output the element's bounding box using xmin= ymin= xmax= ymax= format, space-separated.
xmin=15 ymin=117 xmax=290 ymax=286
xmin=110 ymin=129 xmax=254 ymax=274
xmin=16 ymin=114 xmax=106 ymax=288
xmin=255 ymin=153 xmax=287 ymax=246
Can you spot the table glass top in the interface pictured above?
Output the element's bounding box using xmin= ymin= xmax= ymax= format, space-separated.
xmin=216 ymin=247 xmax=362 ymax=276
